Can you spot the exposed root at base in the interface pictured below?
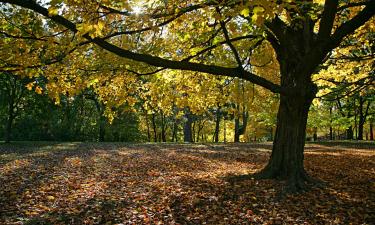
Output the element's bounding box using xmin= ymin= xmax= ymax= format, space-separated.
xmin=254 ymin=168 xmax=327 ymax=196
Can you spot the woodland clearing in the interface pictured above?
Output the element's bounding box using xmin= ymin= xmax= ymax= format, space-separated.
xmin=0 ymin=142 xmax=374 ymax=224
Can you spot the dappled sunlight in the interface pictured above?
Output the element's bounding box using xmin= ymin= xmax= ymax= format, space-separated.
xmin=306 ymin=149 xmax=375 ymax=157
xmin=0 ymin=143 xmax=374 ymax=224
xmin=0 ymin=159 xmax=32 ymax=175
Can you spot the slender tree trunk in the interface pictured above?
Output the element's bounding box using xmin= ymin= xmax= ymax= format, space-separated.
xmin=329 ymin=106 xmax=333 ymax=140
xmin=357 ymin=97 xmax=370 ymax=140
xmin=152 ymin=113 xmax=157 ymax=142
xmin=354 ymin=99 xmax=358 ymax=139
xmin=214 ymin=107 xmax=221 ymax=143
xmin=313 ymin=127 xmax=318 ymax=141
xmin=346 ymin=126 xmax=354 ymax=140
xmin=183 ymin=109 xmax=193 ymax=142
xmin=234 ymin=117 xmax=240 ymax=142
xmin=145 ymin=113 xmax=151 ymax=142
xmin=223 ymin=119 xmax=227 ymax=143
xmin=98 ymin=115 xmax=106 ymax=142
xmin=161 ymin=112 xmax=167 ymax=142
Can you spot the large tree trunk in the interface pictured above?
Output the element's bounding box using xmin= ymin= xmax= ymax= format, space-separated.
xmin=256 ymin=92 xmax=315 ymax=191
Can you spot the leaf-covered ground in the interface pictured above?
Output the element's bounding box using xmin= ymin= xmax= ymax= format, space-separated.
xmin=0 ymin=142 xmax=374 ymax=224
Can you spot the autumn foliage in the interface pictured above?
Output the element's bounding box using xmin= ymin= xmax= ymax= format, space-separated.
xmin=0 ymin=142 xmax=373 ymax=224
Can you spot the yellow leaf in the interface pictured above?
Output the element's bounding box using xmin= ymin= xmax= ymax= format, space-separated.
xmin=47 ymin=195 xmax=55 ymax=201
xmin=48 ymin=7 xmax=58 ymax=16
xmin=35 ymin=86 xmax=43 ymax=95
xmin=253 ymin=6 xmax=265 ymax=15
xmin=240 ymin=8 xmax=250 ymax=17
xmin=26 ymin=82 xmax=34 ymax=91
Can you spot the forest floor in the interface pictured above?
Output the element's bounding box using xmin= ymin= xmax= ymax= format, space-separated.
xmin=0 ymin=142 xmax=374 ymax=224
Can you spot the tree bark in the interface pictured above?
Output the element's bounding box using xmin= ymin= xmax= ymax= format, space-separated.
xmin=183 ymin=109 xmax=193 ymax=142
xmin=161 ymin=112 xmax=167 ymax=142
xmin=234 ymin=117 xmax=240 ymax=142
xmin=214 ymin=107 xmax=221 ymax=143
xmin=357 ymin=97 xmax=370 ymax=140
xmin=313 ymin=127 xmax=318 ymax=141
xmin=256 ymin=91 xmax=316 ymax=191
xmin=346 ymin=126 xmax=354 ymax=140
xmin=152 ymin=113 xmax=157 ymax=142
xmin=329 ymin=106 xmax=333 ymax=140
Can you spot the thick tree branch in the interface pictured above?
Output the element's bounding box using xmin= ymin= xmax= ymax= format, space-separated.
xmin=0 ymin=0 xmax=282 ymax=94
xmin=218 ymin=16 xmax=243 ymax=68
xmin=329 ymin=1 xmax=375 ymax=50
xmin=318 ymin=0 xmax=338 ymax=40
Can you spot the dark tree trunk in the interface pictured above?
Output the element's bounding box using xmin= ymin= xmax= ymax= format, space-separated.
xmin=214 ymin=107 xmax=221 ymax=143
xmin=152 ymin=113 xmax=157 ymax=142
xmin=223 ymin=120 xmax=227 ymax=143
xmin=313 ymin=127 xmax=318 ymax=141
xmin=357 ymin=97 xmax=370 ymax=140
xmin=256 ymin=91 xmax=316 ymax=191
xmin=329 ymin=106 xmax=333 ymax=140
xmin=346 ymin=126 xmax=354 ymax=140
xmin=329 ymin=126 xmax=333 ymax=140
xmin=234 ymin=110 xmax=248 ymax=142
xmin=145 ymin=113 xmax=151 ymax=142
xmin=255 ymin=35 xmax=318 ymax=190
xmin=161 ymin=112 xmax=167 ymax=142
xmin=234 ymin=117 xmax=240 ymax=142
xmin=183 ymin=109 xmax=193 ymax=142
xmin=98 ymin=115 xmax=106 ymax=142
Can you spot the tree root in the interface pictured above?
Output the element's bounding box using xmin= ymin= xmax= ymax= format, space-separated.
xmin=254 ymin=167 xmax=327 ymax=196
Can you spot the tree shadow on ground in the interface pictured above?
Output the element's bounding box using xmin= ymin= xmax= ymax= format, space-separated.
xmin=0 ymin=142 xmax=373 ymax=224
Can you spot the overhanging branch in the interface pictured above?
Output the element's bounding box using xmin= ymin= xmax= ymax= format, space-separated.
xmin=1 ymin=0 xmax=283 ymax=94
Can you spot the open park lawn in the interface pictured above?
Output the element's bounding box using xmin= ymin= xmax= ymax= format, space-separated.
xmin=0 ymin=142 xmax=374 ymax=224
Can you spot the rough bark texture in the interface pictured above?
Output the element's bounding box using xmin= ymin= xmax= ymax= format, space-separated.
xmin=256 ymin=90 xmax=316 ymax=192
xmin=256 ymin=23 xmax=318 ymax=191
